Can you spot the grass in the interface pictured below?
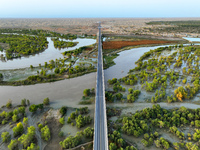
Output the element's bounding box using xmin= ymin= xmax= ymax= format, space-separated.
xmin=103 ymin=53 xmax=119 ymax=69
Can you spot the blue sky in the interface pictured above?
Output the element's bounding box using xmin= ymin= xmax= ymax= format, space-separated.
xmin=0 ymin=0 xmax=200 ymax=18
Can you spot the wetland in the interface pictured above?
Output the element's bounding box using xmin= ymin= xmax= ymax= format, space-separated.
xmin=1 ymin=27 xmax=200 ymax=150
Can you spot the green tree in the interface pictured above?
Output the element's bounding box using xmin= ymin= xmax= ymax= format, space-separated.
xmin=116 ymin=93 xmax=123 ymax=100
xmin=6 ymin=100 xmax=12 ymax=108
xmin=60 ymin=106 xmax=67 ymax=116
xmin=128 ymin=88 xmax=133 ymax=94
xmin=21 ymin=99 xmax=27 ymax=106
xmin=83 ymin=89 xmax=90 ymax=96
xmin=83 ymin=127 xmax=94 ymax=138
xmin=109 ymin=143 xmax=117 ymax=150
xmin=76 ymin=115 xmax=84 ymax=128
xmin=18 ymin=106 xmax=25 ymax=114
xmin=0 ymin=73 xmax=3 ymax=79
xmin=38 ymin=124 xmax=43 ymax=131
xmin=8 ymin=139 xmax=18 ymax=150
xmin=37 ymin=104 xmax=43 ymax=110
xmin=13 ymin=122 xmax=24 ymax=137
xmin=27 ymin=143 xmax=39 ymax=150
xmin=13 ymin=109 xmax=18 ymax=115
xmin=43 ymin=97 xmax=50 ymax=105
xmin=18 ymin=126 xmax=36 ymax=149
xmin=12 ymin=114 xmax=18 ymax=122
xmin=59 ymin=117 xmax=65 ymax=125
xmin=23 ymin=117 xmax=28 ymax=126
xmin=27 ymin=100 xmax=30 ymax=105
xmin=41 ymin=125 xmax=51 ymax=141
xmin=30 ymin=65 xmax=33 ymax=69
xmin=54 ymin=68 xmax=60 ymax=74
xmin=1 ymin=131 xmax=11 ymax=143
xmin=29 ymin=104 xmax=38 ymax=112
xmin=67 ymin=117 xmax=71 ymax=123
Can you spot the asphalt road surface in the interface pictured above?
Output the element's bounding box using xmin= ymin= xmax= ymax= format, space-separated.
xmin=93 ymin=23 xmax=108 ymax=150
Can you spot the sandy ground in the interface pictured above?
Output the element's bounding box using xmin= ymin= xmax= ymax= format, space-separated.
xmin=1 ymin=18 xmax=200 ymax=36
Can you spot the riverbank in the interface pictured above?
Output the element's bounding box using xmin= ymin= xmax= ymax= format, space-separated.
xmin=0 ymin=72 xmax=96 ymax=108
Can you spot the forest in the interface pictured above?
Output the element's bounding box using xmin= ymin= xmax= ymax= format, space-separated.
xmin=108 ymin=104 xmax=200 ymax=150
xmin=106 ymin=45 xmax=200 ymax=104
xmin=0 ymin=34 xmax=48 ymax=59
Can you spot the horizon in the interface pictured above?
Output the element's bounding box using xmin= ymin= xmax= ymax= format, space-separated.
xmin=1 ymin=17 xmax=200 ymax=19
xmin=1 ymin=0 xmax=200 ymax=18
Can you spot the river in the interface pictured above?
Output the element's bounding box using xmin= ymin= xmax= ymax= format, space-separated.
xmin=1 ymin=37 xmax=200 ymax=110
xmin=0 ymin=37 xmax=96 ymax=70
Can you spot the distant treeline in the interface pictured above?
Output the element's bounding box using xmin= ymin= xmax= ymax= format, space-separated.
xmin=146 ymin=20 xmax=200 ymax=33
xmin=0 ymin=28 xmax=77 ymax=40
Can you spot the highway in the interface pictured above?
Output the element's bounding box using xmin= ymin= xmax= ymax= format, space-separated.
xmin=93 ymin=23 xmax=108 ymax=150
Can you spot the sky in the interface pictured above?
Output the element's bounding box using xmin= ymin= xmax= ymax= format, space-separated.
xmin=0 ymin=0 xmax=200 ymax=18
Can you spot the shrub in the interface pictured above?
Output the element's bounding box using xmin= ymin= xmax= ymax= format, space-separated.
xmin=182 ymin=78 xmax=187 ymax=84
xmin=59 ymin=106 xmax=67 ymax=116
xmin=67 ymin=117 xmax=71 ymax=123
xmin=6 ymin=100 xmax=12 ymax=108
xmin=29 ymin=104 xmax=38 ymax=112
xmin=12 ymin=114 xmax=18 ymax=122
xmin=83 ymin=89 xmax=90 ymax=96
xmin=13 ymin=122 xmax=24 ymax=137
xmin=1 ymin=131 xmax=11 ymax=143
xmin=41 ymin=125 xmax=51 ymax=141
xmin=59 ymin=117 xmax=65 ymax=125
xmin=18 ymin=126 xmax=36 ymax=149
xmin=37 ymin=104 xmax=43 ymax=110
xmin=54 ymin=68 xmax=60 ymax=74
xmin=27 ymin=143 xmax=39 ymax=150
xmin=0 ymin=73 xmax=3 ymax=79
xmin=83 ymin=127 xmax=94 ymax=138
xmin=30 ymin=65 xmax=33 ymax=69
xmin=18 ymin=106 xmax=25 ymax=114
xmin=27 ymin=100 xmax=30 ymax=105
xmin=58 ymin=131 xmax=64 ymax=137
xmin=38 ymin=124 xmax=43 ymax=130
xmin=23 ymin=117 xmax=28 ymax=126
xmin=8 ymin=139 xmax=18 ymax=150
xmin=43 ymin=97 xmax=50 ymax=105
xmin=21 ymin=99 xmax=27 ymax=106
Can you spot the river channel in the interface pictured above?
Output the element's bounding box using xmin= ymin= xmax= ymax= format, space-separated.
xmin=0 ymin=37 xmax=200 ymax=110
xmin=0 ymin=37 xmax=96 ymax=70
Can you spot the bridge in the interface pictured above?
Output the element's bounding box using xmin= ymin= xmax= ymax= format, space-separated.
xmin=93 ymin=23 xmax=108 ymax=150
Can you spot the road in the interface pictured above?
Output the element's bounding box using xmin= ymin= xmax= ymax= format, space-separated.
xmin=93 ymin=23 xmax=108 ymax=150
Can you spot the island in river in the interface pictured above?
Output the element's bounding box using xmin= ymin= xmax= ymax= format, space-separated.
xmin=1 ymin=19 xmax=200 ymax=150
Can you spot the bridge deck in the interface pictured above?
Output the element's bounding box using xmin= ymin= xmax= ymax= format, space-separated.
xmin=93 ymin=24 xmax=108 ymax=150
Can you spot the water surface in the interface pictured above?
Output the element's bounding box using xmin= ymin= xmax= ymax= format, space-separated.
xmin=104 ymin=45 xmax=172 ymax=82
xmin=0 ymin=38 xmax=96 ymax=70
xmin=183 ymin=37 xmax=200 ymax=42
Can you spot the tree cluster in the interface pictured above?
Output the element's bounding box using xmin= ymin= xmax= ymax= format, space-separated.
xmin=59 ymin=127 xmax=94 ymax=149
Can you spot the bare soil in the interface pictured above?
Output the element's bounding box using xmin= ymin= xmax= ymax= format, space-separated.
xmin=44 ymin=118 xmax=63 ymax=150
xmin=1 ymin=18 xmax=200 ymax=36
xmin=102 ymin=40 xmax=174 ymax=50
xmin=0 ymin=42 xmax=9 ymax=49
